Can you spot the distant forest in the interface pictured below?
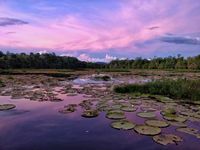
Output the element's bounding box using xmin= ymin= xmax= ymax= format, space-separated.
xmin=0 ymin=51 xmax=104 ymax=69
xmin=109 ymin=54 xmax=200 ymax=70
xmin=0 ymin=51 xmax=200 ymax=70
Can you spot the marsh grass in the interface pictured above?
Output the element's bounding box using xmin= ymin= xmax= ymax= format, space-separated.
xmin=114 ymin=79 xmax=200 ymax=101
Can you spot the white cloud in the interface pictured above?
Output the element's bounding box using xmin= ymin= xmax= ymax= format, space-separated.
xmin=60 ymin=53 xmax=75 ymax=57
xmin=60 ymin=53 xmax=125 ymax=62
xmin=39 ymin=50 xmax=48 ymax=54
xmin=77 ymin=53 xmax=122 ymax=62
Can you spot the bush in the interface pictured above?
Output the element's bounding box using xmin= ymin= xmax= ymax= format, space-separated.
xmin=114 ymin=79 xmax=200 ymax=101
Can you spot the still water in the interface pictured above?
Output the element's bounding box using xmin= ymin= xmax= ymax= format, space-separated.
xmin=0 ymin=76 xmax=200 ymax=150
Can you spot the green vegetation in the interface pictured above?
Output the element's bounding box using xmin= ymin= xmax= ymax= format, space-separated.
xmin=109 ymin=55 xmax=200 ymax=70
xmin=114 ymin=79 xmax=200 ymax=101
xmin=0 ymin=51 xmax=104 ymax=69
xmin=1 ymin=51 xmax=200 ymax=71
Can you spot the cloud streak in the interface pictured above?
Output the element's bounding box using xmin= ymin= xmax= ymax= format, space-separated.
xmin=160 ymin=35 xmax=200 ymax=45
xmin=0 ymin=17 xmax=28 ymax=27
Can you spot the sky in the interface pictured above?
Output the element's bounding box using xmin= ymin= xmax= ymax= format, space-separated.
xmin=0 ymin=0 xmax=200 ymax=62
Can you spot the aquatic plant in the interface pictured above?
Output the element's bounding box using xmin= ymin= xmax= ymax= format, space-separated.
xmin=121 ymin=106 xmax=137 ymax=112
xmin=137 ymin=112 xmax=156 ymax=118
xmin=177 ymin=127 xmax=200 ymax=139
xmin=153 ymin=134 xmax=182 ymax=145
xmin=0 ymin=104 xmax=16 ymax=111
xmin=145 ymin=120 xmax=169 ymax=128
xmin=114 ymin=78 xmax=200 ymax=101
xmin=81 ymin=109 xmax=99 ymax=118
xmin=59 ymin=104 xmax=77 ymax=114
xmin=168 ymin=121 xmax=187 ymax=127
xmin=106 ymin=110 xmax=125 ymax=120
xmin=111 ymin=120 xmax=135 ymax=130
xmin=134 ymin=125 xmax=161 ymax=136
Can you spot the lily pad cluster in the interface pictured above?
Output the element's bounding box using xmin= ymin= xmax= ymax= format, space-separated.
xmin=1 ymin=74 xmax=200 ymax=147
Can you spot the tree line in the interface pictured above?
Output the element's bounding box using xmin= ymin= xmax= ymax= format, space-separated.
xmin=108 ymin=55 xmax=200 ymax=70
xmin=0 ymin=51 xmax=200 ymax=70
xmin=0 ymin=51 xmax=104 ymax=69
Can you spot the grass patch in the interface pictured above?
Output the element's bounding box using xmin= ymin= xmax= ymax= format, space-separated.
xmin=114 ymin=79 xmax=200 ymax=101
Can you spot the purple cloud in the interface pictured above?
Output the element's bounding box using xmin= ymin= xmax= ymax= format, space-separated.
xmin=160 ymin=35 xmax=200 ymax=45
xmin=0 ymin=17 xmax=28 ymax=27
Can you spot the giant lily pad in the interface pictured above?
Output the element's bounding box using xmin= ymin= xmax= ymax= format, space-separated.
xmin=121 ymin=106 xmax=137 ymax=112
xmin=81 ymin=109 xmax=99 ymax=118
xmin=145 ymin=120 xmax=169 ymax=128
xmin=111 ymin=120 xmax=136 ymax=130
xmin=151 ymin=95 xmax=173 ymax=103
xmin=110 ymin=104 xmax=122 ymax=110
xmin=0 ymin=104 xmax=16 ymax=111
xmin=137 ymin=112 xmax=156 ymax=118
xmin=161 ymin=108 xmax=176 ymax=115
xmin=153 ymin=134 xmax=183 ymax=145
xmin=168 ymin=121 xmax=187 ymax=127
xmin=140 ymin=107 xmax=157 ymax=112
xmin=176 ymin=127 xmax=198 ymax=135
xmin=134 ymin=125 xmax=161 ymax=136
xmin=106 ymin=110 xmax=125 ymax=120
xmin=163 ymin=114 xmax=187 ymax=122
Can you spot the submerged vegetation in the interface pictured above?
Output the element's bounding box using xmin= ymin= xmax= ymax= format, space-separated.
xmin=114 ymin=79 xmax=200 ymax=101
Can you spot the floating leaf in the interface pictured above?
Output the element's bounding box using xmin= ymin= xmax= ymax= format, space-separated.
xmin=153 ymin=134 xmax=182 ymax=145
xmin=177 ymin=127 xmax=198 ymax=135
xmin=81 ymin=109 xmax=99 ymax=118
xmin=163 ymin=114 xmax=187 ymax=122
xmin=137 ymin=112 xmax=156 ymax=118
xmin=168 ymin=121 xmax=187 ymax=127
xmin=145 ymin=120 xmax=169 ymax=128
xmin=111 ymin=120 xmax=136 ymax=130
xmin=134 ymin=125 xmax=161 ymax=136
xmin=121 ymin=106 xmax=137 ymax=112
xmin=140 ymin=107 xmax=157 ymax=112
xmin=0 ymin=104 xmax=16 ymax=111
xmin=106 ymin=110 xmax=125 ymax=120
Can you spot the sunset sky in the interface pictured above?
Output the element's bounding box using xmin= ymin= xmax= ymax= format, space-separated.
xmin=0 ymin=0 xmax=200 ymax=62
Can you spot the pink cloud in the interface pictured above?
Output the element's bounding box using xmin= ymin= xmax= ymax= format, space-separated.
xmin=0 ymin=0 xmax=199 ymax=56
